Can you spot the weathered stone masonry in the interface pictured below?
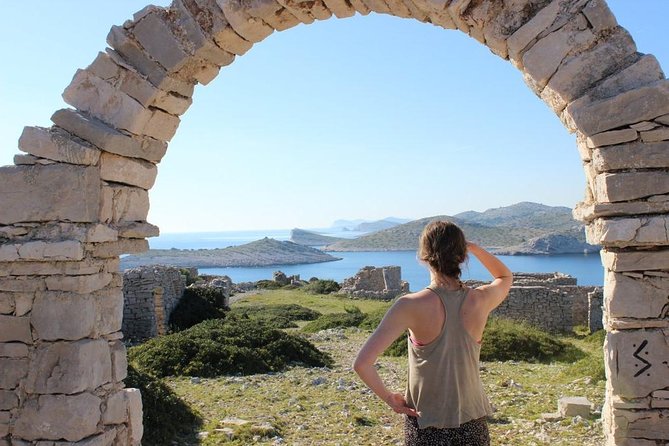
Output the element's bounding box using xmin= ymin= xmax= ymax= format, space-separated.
xmin=1 ymin=0 xmax=669 ymax=444
xmin=122 ymin=265 xmax=186 ymax=342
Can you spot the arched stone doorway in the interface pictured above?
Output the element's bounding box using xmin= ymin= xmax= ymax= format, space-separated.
xmin=1 ymin=0 xmax=668 ymax=444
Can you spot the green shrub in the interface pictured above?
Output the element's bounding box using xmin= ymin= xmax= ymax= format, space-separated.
xmin=256 ymin=280 xmax=282 ymax=289
xmin=359 ymin=306 xmax=391 ymax=330
xmin=179 ymin=268 xmax=199 ymax=286
xmin=168 ymin=286 xmax=228 ymax=331
xmin=480 ymin=318 xmax=584 ymax=363
xmin=563 ymin=354 xmax=606 ymax=383
xmin=228 ymin=304 xmax=321 ymax=329
xmin=301 ymin=309 xmax=366 ymax=333
xmin=125 ymin=364 xmax=202 ymax=446
xmin=382 ymin=334 xmax=407 ymax=357
xmin=583 ymin=329 xmax=606 ymax=346
xmin=129 ymin=317 xmax=333 ymax=378
xmin=303 ymin=279 xmax=341 ymax=295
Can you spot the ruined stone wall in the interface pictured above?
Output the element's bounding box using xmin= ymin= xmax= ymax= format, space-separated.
xmin=122 ymin=265 xmax=186 ymax=342
xmin=339 ymin=266 xmax=409 ymax=300
xmin=466 ymin=273 xmax=598 ymax=333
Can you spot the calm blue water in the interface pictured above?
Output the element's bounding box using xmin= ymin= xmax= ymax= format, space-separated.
xmin=149 ymin=230 xmax=604 ymax=289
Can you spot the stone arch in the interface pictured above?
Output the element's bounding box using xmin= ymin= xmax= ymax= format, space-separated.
xmin=0 ymin=0 xmax=668 ymax=444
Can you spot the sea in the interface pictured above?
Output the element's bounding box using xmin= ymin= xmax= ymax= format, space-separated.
xmin=148 ymin=229 xmax=605 ymax=290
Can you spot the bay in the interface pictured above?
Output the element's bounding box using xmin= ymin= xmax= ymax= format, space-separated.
xmin=149 ymin=230 xmax=604 ymax=290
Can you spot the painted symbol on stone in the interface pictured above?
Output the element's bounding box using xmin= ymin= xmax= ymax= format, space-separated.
xmin=632 ymin=340 xmax=651 ymax=378
xmin=661 ymin=299 xmax=669 ymax=319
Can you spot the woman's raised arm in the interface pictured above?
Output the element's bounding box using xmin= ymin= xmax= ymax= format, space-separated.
xmin=467 ymin=242 xmax=513 ymax=313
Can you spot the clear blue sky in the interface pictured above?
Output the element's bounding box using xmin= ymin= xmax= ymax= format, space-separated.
xmin=1 ymin=1 xmax=667 ymax=232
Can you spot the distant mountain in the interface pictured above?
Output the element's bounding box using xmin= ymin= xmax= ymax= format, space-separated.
xmin=120 ymin=238 xmax=341 ymax=269
xmin=454 ymin=202 xmax=579 ymax=232
xmin=331 ymin=219 xmax=366 ymax=229
xmin=323 ymin=203 xmax=599 ymax=255
xmin=290 ymin=228 xmax=346 ymax=246
xmin=352 ymin=219 xmax=401 ymax=233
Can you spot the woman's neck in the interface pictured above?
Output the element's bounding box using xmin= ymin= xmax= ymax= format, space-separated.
xmin=430 ymin=272 xmax=462 ymax=290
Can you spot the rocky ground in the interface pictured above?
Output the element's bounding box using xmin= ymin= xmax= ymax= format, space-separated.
xmin=166 ymin=323 xmax=605 ymax=446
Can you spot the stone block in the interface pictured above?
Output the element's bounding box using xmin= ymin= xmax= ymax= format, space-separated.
xmin=110 ymin=341 xmax=128 ymax=382
xmin=0 ymin=342 xmax=29 ymax=358
xmin=142 ymin=109 xmax=180 ymax=141
xmin=103 ymin=390 xmax=128 ymax=425
xmin=32 ymin=292 xmax=96 ymax=341
xmin=0 ymin=245 xmax=19 ymax=262
xmin=25 ymin=339 xmax=111 ymax=394
xmin=541 ymin=28 xmax=636 ymax=111
xmin=601 ymin=249 xmax=669 ymax=273
xmin=88 ymin=52 xmax=161 ymax=107
xmin=582 ymin=0 xmax=617 ymax=31
xmin=63 ymin=69 xmax=152 ymax=136
xmin=588 ymin=216 xmax=669 ymax=248
xmin=0 ymin=411 xmax=8 ymax=438
xmin=592 ymin=141 xmax=669 ymax=173
xmin=87 ymin=224 xmax=119 ymax=243
xmin=125 ymin=388 xmax=143 ymax=445
xmin=641 ymin=127 xmax=669 ymax=143
xmin=106 ymin=27 xmax=196 ymax=97
xmin=347 ymin=0 xmax=371 ymax=15
xmin=100 ymin=184 xmax=150 ymax=224
xmin=0 ymin=358 xmax=28 ymax=389
xmin=522 ymin=23 xmax=594 ymax=91
xmin=0 ymin=164 xmax=100 ymax=225
xmin=567 ymin=80 xmax=669 ymax=137
xmin=219 ymin=0 xmax=275 ymax=42
xmin=118 ymin=222 xmax=160 ymax=239
xmin=153 ymin=91 xmax=193 ymax=115
xmin=558 ymin=396 xmax=592 ymax=417
xmin=0 ymin=315 xmax=31 ymax=343
xmin=45 ymin=272 xmax=113 ymax=294
xmin=631 ymin=121 xmax=659 ymax=132
xmin=18 ymin=126 xmax=100 ymax=166
xmin=133 ymin=11 xmax=191 ymax=72
xmin=594 ymin=171 xmax=669 ymax=203
xmin=90 ymin=239 xmax=149 ymax=258
xmin=171 ymin=0 xmax=239 ymax=63
xmin=609 ymin=408 xmax=669 ymax=442
xmin=0 ymin=278 xmax=43 ymax=293
xmin=13 ymin=240 xmax=85 ymax=262
xmin=183 ymin=0 xmax=254 ymax=55
xmin=0 ymin=293 xmax=12 ymax=314
xmin=605 ymin=272 xmax=669 ymax=320
xmin=52 ymin=109 xmax=168 ymax=163
xmin=657 ymin=114 xmax=669 ymax=126
xmin=382 ymin=0 xmax=412 ymax=18
xmin=606 ymin=329 xmax=669 ymax=401
xmin=0 ymin=390 xmax=17 ymax=410
xmin=100 ymin=153 xmax=157 ymax=190
xmin=586 ymin=129 xmax=638 ymax=148
xmin=95 ymin=287 xmax=124 ymax=335
xmin=13 ymin=294 xmax=33 ymax=316
xmin=273 ymin=0 xmax=314 ymax=23
xmin=13 ymin=393 xmax=101 ymax=441
xmin=507 ymin=1 xmax=562 ymax=61
xmin=321 ymin=0 xmax=355 ymax=18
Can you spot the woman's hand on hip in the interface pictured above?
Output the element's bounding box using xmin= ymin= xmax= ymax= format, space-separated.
xmin=385 ymin=392 xmax=420 ymax=418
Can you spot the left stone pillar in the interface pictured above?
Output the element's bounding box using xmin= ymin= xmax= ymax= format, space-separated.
xmin=0 ymin=160 xmax=146 ymax=444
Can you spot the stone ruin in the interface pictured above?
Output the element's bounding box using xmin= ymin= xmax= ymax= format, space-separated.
xmin=122 ymin=266 xmax=231 ymax=342
xmin=122 ymin=265 xmax=186 ymax=342
xmin=0 ymin=0 xmax=668 ymax=444
xmin=339 ymin=266 xmax=409 ymax=300
xmin=465 ymin=272 xmax=603 ymax=333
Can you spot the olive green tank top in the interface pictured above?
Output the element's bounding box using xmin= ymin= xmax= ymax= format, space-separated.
xmin=405 ymin=284 xmax=493 ymax=429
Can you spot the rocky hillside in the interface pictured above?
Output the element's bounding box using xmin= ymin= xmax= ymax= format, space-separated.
xmin=324 ymin=203 xmax=599 ymax=255
xmin=290 ymin=229 xmax=346 ymax=246
xmin=120 ymin=238 xmax=341 ymax=269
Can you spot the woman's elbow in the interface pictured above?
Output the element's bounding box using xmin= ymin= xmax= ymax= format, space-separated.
xmin=353 ymin=353 xmax=372 ymax=375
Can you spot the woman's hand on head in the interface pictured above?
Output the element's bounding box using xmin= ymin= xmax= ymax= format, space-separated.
xmin=385 ymin=392 xmax=420 ymax=418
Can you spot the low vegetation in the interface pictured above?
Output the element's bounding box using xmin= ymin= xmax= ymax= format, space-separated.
xmin=129 ymin=317 xmax=333 ymax=378
xmin=124 ymin=364 xmax=202 ymax=446
xmin=303 ymin=279 xmax=341 ymax=294
xmin=168 ymin=286 xmax=228 ymax=331
xmin=129 ymin=286 xmax=606 ymax=445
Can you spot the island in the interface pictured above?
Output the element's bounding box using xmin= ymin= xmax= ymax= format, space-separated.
xmin=120 ymin=237 xmax=342 ymax=270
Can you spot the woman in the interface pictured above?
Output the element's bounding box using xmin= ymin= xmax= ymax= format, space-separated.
xmin=353 ymin=220 xmax=512 ymax=445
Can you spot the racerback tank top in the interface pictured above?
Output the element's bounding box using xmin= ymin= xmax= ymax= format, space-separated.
xmin=405 ymin=283 xmax=493 ymax=429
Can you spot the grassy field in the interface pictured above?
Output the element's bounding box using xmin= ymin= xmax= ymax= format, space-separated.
xmin=148 ymin=288 xmax=606 ymax=445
